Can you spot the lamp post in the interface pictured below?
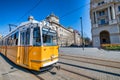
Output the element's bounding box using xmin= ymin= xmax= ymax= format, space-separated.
xmin=80 ymin=17 xmax=84 ymax=50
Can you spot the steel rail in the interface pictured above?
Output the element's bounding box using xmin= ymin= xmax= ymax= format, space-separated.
xmin=60 ymin=54 xmax=120 ymax=63
xmin=60 ymin=54 xmax=120 ymax=69
xmin=28 ymin=70 xmax=45 ymax=80
xmin=60 ymin=67 xmax=98 ymax=80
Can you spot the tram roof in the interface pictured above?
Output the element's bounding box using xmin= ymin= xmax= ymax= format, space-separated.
xmin=1 ymin=19 xmax=40 ymax=39
xmin=1 ymin=17 xmax=52 ymax=40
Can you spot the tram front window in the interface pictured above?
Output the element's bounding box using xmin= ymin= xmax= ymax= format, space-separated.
xmin=42 ymin=28 xmax=57 ymax=46
xmin=33 ymin=27 xmax=41 ymax=46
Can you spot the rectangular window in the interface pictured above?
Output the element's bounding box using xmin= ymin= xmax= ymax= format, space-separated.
xmin=101 ymin=1 xmax=104 ymax=4
xmin=119 ymin=16 xmax=120 ymax=22
xmin=99 ymin=11 xmax=105 ymax=16
xmin=33 ymin=27 xmax=41 ymax=46
xmin=42 ymin=28 xmax=57 ymax=46
xmin=26 ymin=28 xmax=30 ymax=45
xmin=20 ymin=32 xmax=25 ymax=45
xmin=11 ymin=34 xmax=14 ymax=46
xmin=98 ymin=3 xmax=100 ymax=6
xmin=20 ymin=28 xmax=30 ymax=46
xmin=98 ymin=1 xmax=104 ymax=6
xmin=119 ymin=25 xmax=120 ymax=33
xmin=7 ymin=36 xmax=12 ymax=46
xmin=2 ymin=40 xmax=3 ymax=46
xmin=93 ymin=12 xmax=96 ymax=23
xmin=101 ymin=19 xmax=105 ymax=24
xmin=99 ymin=19 xmax=106 ymax=25
xmin=118 ymin=6 xmax=120 ymax=12
xmin=14 ymin=32 xmax=18 ymax=46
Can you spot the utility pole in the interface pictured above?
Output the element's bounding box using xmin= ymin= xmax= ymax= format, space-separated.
xmin=80 ymin=17 xmax=84 ymax=50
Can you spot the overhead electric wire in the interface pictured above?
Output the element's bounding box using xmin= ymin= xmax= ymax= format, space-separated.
xmin=17 ymin=0 xmax=91 ymax=22
xmin=17 ymin=0 xmax=91 ymax=23
xmin=60 ymin=2 xmax=90 ymax=19
xmin=17 ymin=0 xmax=42 ymax=23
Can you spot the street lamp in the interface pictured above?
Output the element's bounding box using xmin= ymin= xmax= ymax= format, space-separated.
xmin=80 ymin=17 xmax=84 ymax=50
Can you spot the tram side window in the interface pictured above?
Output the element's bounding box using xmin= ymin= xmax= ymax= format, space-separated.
xmin=7 ymin=37 xmax=9 ymax=46
xmin=26 ymin=28 xmax=30 ymax=45
xmin=1 ymin=40 xmax=3 ymax=46
xmin=0 ymin=41 xmax=1 ymax=46
xmin=11 ymin=32 xmax=18 ymax=46
xmin=10 ymin=36 xmax=12 ymax=46
xmin=5 ymin=39 xmax=7 ymax=46
xmin=11 ymin=35 xmax=14 ymax=46
xmin=3 ymin=39 xmax=5 ymax=46
xmin=33 ymin=27 xmax=41 ymax=46
xmin=14 ymin=32 xmax=18 ymax=45
xmin=7 ymin=37 xmax=12 ymax=46
xmin=7 ymin=38 xmax=9 ymax=45
xmin=21 ymin=32 xmax=25 ymax=45
xmin=6 ymin=32 xmax=18 ymax=46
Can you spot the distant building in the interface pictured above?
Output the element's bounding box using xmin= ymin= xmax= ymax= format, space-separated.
xmin=0 ymin=34 xmax=2 ymax=39
xmin=73 ymin=30 xmax=81 ymax=46
xmin=46 ymin=13 xmax=81 ymax=46
xmin=90 ymin=0 xmax=120 ymax=47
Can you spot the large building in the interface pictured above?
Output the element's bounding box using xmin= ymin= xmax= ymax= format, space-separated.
xmin=0 ymin=34 xmax=2 ymax=39
xmin=46 ymin=14 xmax=81 ymax=46
xmin=90 ymin=0 xmax=120 ymax=47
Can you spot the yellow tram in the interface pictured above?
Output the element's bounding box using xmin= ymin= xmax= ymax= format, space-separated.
xmin=0 ymin=17 xmax=59 ymax=71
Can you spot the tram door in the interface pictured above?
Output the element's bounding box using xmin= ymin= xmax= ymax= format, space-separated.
xmin=20 ymin=28 xmax=30 ymax=65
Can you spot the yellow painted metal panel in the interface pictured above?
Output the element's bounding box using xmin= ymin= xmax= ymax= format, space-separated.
xmin=6 ymin=46 xmax=18 ymax=63
xmin=41 ymin=46 xmax=59 ymax=67
xmin=1 ymin=45 xmax=58 ymax=71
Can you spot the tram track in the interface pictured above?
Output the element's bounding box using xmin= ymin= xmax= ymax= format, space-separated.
xmin=60 ymin=67 xmax=98 ymax=80
xmin=58 ymin=54 xmax=120 ymax=80
xmin=58 ymin=61 xmax=120 ymax=77
xmin=27 ymin=65 xmax=98 ymax=80
xmin=59 ymin=54 xmax=120 ymax=69
xmin=27 ymin=70 xmax=45 ymax=80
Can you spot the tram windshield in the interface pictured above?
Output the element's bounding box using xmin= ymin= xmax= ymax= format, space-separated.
xmin=33 ymin=27 xmax=41 ymax=46
xmin=42 ymin=28 xmax=57 ymax=46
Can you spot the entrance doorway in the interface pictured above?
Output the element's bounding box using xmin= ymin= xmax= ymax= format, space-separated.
xmin=100 ymin=31 xmax=110 ymax=44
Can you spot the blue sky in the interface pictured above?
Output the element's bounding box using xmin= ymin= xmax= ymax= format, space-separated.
xmin=0 ymin=0 xmax=91 ymax=38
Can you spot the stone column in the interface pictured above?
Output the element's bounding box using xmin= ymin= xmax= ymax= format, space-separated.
xmin=112 ymin=5 xmax=116 ymax=20
xmin=93 ymin=12 xmax=95 ymax=24
xmin=95 ymin=11 xmax=98 ymax=24
xmin=108 ymin=7 xmax=111 ymax=21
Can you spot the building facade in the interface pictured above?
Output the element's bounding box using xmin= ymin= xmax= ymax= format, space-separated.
xmin=46 ymin=14 xmax=81 ymax=46
xmin=90 ymin=0 xmax=120 ymax=47
xmin=0 ymin=34 xmax=2 ymax=39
